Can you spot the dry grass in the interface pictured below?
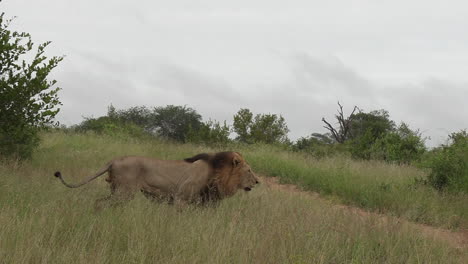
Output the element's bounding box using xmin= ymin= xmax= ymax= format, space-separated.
xmin=243 ymin=146 xmax=468 ymax=229
xmin=0 ymin=132 xmax=466 ymax=263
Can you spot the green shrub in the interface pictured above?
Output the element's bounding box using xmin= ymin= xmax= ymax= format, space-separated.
xmin=0 ymin=125 xmax=39 ymax=160
xmin=73 ymin=116 xmax=148 ymax=139
xmin=293 ymin=134 xmax=346 ymax=158
xmin=369 ymin=123 xmax=426 ymax=164
xmin=186 ymin=120 xmax=231 ymax=146
xmin=425 ymin=130 xmax=468 ymax=192
xmin=0 ymin=13 xmax=63 ymax=159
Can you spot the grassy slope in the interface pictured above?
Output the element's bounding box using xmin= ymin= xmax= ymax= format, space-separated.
xmin=0 ymin=132 xmax=466 ymax=263
xmin=244 ymin=148 xmax=468 ymax=229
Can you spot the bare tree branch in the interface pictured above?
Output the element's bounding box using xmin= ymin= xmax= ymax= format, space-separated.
xmin=321 ymin=117 xmax=341 ymax=143
xmin=322 ymin=102 xmax=360 ymax=143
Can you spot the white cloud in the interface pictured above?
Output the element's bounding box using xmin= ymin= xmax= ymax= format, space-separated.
xmin=2 ymin=0 xmax=468 ymax=147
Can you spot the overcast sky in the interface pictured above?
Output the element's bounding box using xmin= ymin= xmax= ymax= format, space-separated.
xmin=3 ymin=0 xmax=468 ymax=146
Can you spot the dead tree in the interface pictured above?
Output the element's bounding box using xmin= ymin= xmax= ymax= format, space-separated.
xmin=321 ymin=102 xmax=359 ymax=143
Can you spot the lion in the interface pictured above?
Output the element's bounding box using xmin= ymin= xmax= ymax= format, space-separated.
xmin=54 ymin=151 xmax=259 ymax=209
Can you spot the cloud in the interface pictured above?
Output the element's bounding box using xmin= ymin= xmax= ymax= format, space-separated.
xmin=237 ymin=54 xmax=379 ymax=140
xmin=290 ymin=54 xmax=373 ymax=97
xmin=377 ymin=79 xmax=468 ymax=146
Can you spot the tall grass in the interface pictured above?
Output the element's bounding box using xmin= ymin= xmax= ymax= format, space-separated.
xmin=0 ymin=149 xmax=465 ymax=262
xmin=0 ymin=131 xmax=466 ymax=263
xmin=24 ymin=131 xmax=468 ymax=229
xmin=242 ymin=147 xmax=468 ymax=229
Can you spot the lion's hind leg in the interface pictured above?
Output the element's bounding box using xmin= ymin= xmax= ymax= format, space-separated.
xmin=94 ymin=182 xmax=136 ymax=211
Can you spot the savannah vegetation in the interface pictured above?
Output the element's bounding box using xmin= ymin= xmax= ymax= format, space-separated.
xmin=1 ymin=11 xmax=467 ymax=263
xmin=1 ymin=132 xmax=467 ymax=263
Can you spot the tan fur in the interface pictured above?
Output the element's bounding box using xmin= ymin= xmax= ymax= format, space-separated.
xmin=54 ymin=152 xmax=259 ymax=209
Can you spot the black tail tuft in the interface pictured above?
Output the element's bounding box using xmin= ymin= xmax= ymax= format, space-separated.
xmin=54 ymin=171 xmax=61 ymax=178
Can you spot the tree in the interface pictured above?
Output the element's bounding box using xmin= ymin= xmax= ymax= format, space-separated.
xmin=370 ymin=122 xmax=426 ymax=163
xmin=250 ymin=113 xmax=289 ymax=144
xmin=425 ymin=130 xmax=468 ymax=191
xmin=0 ymin=13 xmax=63 ymax=159
xmin=74 ymin=115 xmax=147 ymax=138
xmin=233 ymin=108 xmax=289 ymax=144
xmin=187 ymin=120 xmax=231 ymax=145
xmin=232 ymin=108 xmax=253 ymax=143
xmin=152 ymin=105 xmax=202 ymax=142
xmin=293 ymin=133 xmax=337 ymax=157
xmin=108 ymin=105 xmax=153 ymax=132
xmin=348 ymin=109 xmax=395 ymax=140
xmin=322 ymin=102 xmax=359 ymax=143
xmin=347 ymin=109 xmax=396 ymax=159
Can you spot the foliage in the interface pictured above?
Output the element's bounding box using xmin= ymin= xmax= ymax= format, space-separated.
xmin=348 ymin=110 xmax=396 ymax=159
xmin=152 ymin=105 xmax=202 ymax=142
xmin=0 ymin=13 xmax=63 ymax=159
xmin=83 ymin=105 xmax=204 ymax=143
xmin=187 ymin=120 xmax=231 ymax=145
xmin=370 ymin=123 xmax=426 ymax=163
xmin=107 ymin=105 xmax=153 ymax=132
xmin=233 ymin=108 xmax=289 ymax=144
xmin=424 ymin=130 xmax=468 ymax=192
xmin=348 ymin=110 xmax=395 ymax=140
xmin=292 ymin=133 xmax=339 ymax=158
xmin=3 ymin=131 xmax=465 ymax=263
xmin=317 ymin=106 xmax=426 ymax=163
xmin=73 ymin=116 xmax=147 ymax=139
xmin=232 ymin=108 xmax=253 ymax=143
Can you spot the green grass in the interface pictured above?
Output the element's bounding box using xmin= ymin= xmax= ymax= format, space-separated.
xmin=16 ymin=131 xmax=468 ymax=229
xmin=0 ymin=131 xmax=466 ymax=263
xmin=242 ymin=147 xmax=468 ymax=229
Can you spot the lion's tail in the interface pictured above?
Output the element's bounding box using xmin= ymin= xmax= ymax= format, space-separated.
xmin=54 ymin=163 xmax=112 ymax=188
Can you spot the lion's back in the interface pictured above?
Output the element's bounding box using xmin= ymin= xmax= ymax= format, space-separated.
xmin=112 ymin=156 xmax=208 ymax=193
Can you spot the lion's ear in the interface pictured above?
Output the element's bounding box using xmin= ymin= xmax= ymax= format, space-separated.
xmin=232 ymin=157 xmax=241 ymax=167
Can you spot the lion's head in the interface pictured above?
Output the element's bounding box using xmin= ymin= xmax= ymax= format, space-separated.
xmin=184 ymin=151 xmax=259 ymax=201
xmin=230 ymin=153 xmax=259 ymax=192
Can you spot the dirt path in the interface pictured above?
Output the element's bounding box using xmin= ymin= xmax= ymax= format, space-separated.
xmin=261 ymin=176 xmax=468 ymax=250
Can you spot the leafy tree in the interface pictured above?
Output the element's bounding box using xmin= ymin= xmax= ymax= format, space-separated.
xmin=152 ymin=105 xmax=202 ymax=142
xmin=74 ymin=116 xmax=146 ymax=139
xmin=108 ymin=105 xmax=153 ymax=132
xmin=250 ymin=113 xmax=289 ymax=144
xmin=233 ymin=108 xmax=289 ymax=144
xmin=293 ymin=133 xmax=337 ymax=157
xmin=0 ymin=13 xmax=63 ymax=159
xmin=76 ymin=105 xmax=204 ymax=143
xmin=232 ymin=108 xmax=253 ymax=143
xmin=348 ymin=110 xmax=395 ymax=140
xmin=370 ymin=122 xmax=426 ymax=163
xmin=187 ymin=120 xmax=231 ymax=145
xmin=424 ymin=130 xmax=468 ymax=192
xmin=347 ymin=110 xmax=396 ymax=159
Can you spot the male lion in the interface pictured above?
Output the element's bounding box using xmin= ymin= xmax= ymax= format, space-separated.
xmin=54 ymin=151 xmax=259 ymax=209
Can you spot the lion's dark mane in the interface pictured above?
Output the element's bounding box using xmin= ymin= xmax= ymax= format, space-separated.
xmin=184 ymin=151 xmax=238 ymax=203
xmin=184 ymin=151 xmax=235 ymax=169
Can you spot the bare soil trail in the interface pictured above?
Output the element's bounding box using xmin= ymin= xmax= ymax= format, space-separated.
xmin=260 ymin=176 xmax=468 ymax=250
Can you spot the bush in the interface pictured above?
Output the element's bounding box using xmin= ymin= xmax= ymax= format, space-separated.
xmin=293 ymin=133 xmax=343 ymax=158
xmin=73 ymin=116 xmax=148 ymax=139
xmin=0 ymin=13 xmax=63 ymax=159
xmin=369 ymin=123 xmax=426 ymax=164
xmin=425 ymin=130 xmax=468 ymax=192
xmin=233 ymin=108 xmax=289 ymax=144
xmin=186 ymin=120 xmax=231 ymax=146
